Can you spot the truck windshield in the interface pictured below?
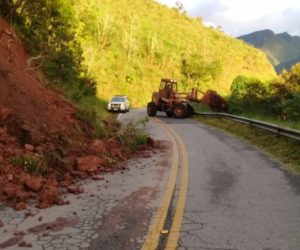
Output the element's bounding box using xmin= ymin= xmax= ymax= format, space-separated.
xmin=111 ymin=97 xmax=125 ymax=102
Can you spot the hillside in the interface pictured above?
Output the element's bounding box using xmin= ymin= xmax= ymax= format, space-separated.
xmin=73 ymin=0 xmax=276 ymax=106
xmin=0 ymin=18 xmax=129 ymax=209
xmin=238 ymin=30 xmax=300 ymax=73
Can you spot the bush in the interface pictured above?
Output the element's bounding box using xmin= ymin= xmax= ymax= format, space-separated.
xmin=117 ymin=122 xmax=148 ymax=152
xmin=230 ymin=76 xmax=268 ymax=104
xmin=227 ymin=63 xmax=300 ymax=125
xmin=229 ymin=76 xmax=270 ymax=114
xmin=283 ymin=94 xmax=300 ymax=119
xmin=280 ymin=63 xmax=300 ymax=93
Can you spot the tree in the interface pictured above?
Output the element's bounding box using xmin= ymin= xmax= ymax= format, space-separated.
xmin=279 ymin=63 xmax=300 ymax=93
xmin=7 ymin=0 xmax=96 ymax=95
xmin=283 ymin=94 xmax=300 ymax=119
xmin=0 ymin=0 xmax=26 ymax=18
xmin=181 ymin=53 xmax=222 ymax=90
xmin=230 ymin=76 xmax=267 ymax=103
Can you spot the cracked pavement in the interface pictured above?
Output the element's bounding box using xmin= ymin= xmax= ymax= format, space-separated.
xmin=2 ymin=109 xmax=300 ymax=250
xmin=0 ymin=110 xmax=172 ymax=250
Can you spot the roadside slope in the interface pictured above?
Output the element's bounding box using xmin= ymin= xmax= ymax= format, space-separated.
xmin=0 ymin=18 xmax=127 ymax=209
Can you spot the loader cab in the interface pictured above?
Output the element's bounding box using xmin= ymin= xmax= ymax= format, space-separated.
xmin=159 ymin=79 xmax=178 ymax=93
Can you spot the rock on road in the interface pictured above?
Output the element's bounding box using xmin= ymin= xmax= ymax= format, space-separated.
xmin=0 ymin=109 xmax=173 ymax=250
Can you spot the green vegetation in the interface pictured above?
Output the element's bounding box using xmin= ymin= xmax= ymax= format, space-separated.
xmin=195 ymin=117 xmax=300 ymax=175
xmin=1 ymin=0 xmax=111 ymax=128
xmin=117 ymin=121 xmax=149 ymax=152
xmin=2 ymin=0 xmax=276 ymax=109
xmin=73 ymin=0 xmax=275 ymax=106
xmin=11 ymin=154 xmax=44 ymax=175
xmin=190 ymin=103 xmax=212 ymax=113
xmin=228 ymin=63 xmax=300 ymax=129
xmin=1 ymin=0 xmax=279 ymax=155
xmin=11 ymin=151 xmax=70 ymax=176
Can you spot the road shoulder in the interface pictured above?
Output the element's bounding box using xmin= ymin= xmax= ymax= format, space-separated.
xmin=0 ymin=112 xmax=173 ymax=250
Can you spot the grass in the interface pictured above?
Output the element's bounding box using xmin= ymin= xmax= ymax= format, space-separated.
xmin=195 ymin=116 xmax=300 ymax=175
xmin=193 ymin=103 xmax=300 ymax=131
xmin=117 ymin=121 xmax=149 ymax=152
xmin=190 ymin=103 xmax=213 ymax=113
xmin=232 ymin=111 xmax=300 ymax=130
xmin=74 ymin=95 xmax=118 ymax=138
xmin=11 ymin=155 xmax=48 ymax=175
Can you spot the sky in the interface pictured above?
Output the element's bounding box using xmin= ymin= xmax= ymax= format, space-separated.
xmin=156 ymin=0 xmax=300 ymax=37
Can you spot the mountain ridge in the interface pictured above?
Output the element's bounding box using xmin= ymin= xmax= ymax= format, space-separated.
xmin=238 ymin=30 xmax=300 ymax=73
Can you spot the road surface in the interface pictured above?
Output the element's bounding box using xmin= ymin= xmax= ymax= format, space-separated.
xmin=126 ymin=109 xmax=300 ymax=250
xmin=1 ymin=109 xmax=300 ymax=250
xmin=0 ymin=109 xmax=173 ymax=250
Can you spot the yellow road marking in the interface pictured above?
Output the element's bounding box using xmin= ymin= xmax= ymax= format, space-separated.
xmin=142 ymin=117 xmax=189 ymax=250
xmin=165 ymin=127 xmax=189 ymax=249
xmin=142 ymin=117 xmax=179 ymax=250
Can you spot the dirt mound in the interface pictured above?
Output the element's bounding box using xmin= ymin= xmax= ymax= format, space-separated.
xmin=0 ymin=19 xmax=92 ymax=146
xmin=201 ymin=90 xmax=228 ymax=112
xmin=0 ymin=18 xmax=132 ymax=209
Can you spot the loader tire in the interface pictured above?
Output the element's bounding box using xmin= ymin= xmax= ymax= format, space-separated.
xmin=186 ymin=104 xmax=194 ymax=117
xmin=166 ymin=110 xmax=173 ymax=117
xmin=173 ymin=103 xmax=187 ymax=119
xmin=147 ymin=102 xmax=157 ymax=117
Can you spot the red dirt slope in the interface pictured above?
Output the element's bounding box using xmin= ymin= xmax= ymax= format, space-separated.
xmin=0 ymin=19 xmax=128 ymax=209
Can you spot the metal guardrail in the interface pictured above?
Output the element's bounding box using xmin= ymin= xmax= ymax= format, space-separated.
xmin=195 ymin=112 xmax=300 ymax=142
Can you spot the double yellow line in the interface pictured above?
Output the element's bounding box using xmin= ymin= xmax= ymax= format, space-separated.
xmin=142 ymin=118 xmax=189 ymax=250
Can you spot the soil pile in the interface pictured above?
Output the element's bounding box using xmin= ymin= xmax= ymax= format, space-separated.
xmin=0 ymin=18 xmax=130 ymax=209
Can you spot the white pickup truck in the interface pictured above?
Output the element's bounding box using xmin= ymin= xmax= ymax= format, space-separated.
xmin=107 ymin=95 xmax=130 ymax=113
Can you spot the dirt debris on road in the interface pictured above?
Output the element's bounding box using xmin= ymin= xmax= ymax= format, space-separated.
xmin=0 ymin=16 xmax=175 ymax=250
xmin=0 ymin=138 xmax=172 ymax=250
xmin=0 ymin=18 xmax=160 ymax=211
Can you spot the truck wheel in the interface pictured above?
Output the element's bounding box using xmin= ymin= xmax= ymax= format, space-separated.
xmin=173 ymin=103 xmax=187 ymax=119
xmin=147 ymin=102 xmax=157 ymax=117
xmin=166 ymin=110 xmax=173 ymax=117
xmin=186 ymin=104 xmax=194 ymax=117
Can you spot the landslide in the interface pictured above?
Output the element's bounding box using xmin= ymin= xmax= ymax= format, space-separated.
xmin=0 ymin=18 xmax=129 ymax=209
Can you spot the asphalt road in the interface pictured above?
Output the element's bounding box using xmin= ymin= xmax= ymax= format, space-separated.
xmin=158 ymin=115 xmax=300 ymax=250
xmin=119 ymin=109 xmax=300 ymax=250
xmin=5 ymin=108 xmax=299 ymax=250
